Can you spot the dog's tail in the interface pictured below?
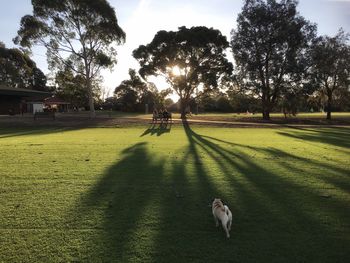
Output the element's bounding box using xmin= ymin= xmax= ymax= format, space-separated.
xmin=224 ymin=205 xmax=230 ymax=216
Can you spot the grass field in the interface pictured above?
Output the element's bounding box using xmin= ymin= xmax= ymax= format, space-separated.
xmin=0 ymin=124 xmax=349 ymax=262
xmin=64 ymin=110 xmax=350 ymax=120
xmin=61 ymin=110 xmax=350 ymax=121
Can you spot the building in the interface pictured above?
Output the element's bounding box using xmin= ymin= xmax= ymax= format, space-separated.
xmin=44 ymin=96 xmax=71 ymax=112
xmin=0 ymin=85 xmax=51 ymax=115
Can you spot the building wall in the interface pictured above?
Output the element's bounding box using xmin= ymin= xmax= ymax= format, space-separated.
xmin=33 ymin=103 xmax=44 ymax=113
xmin=0 ymin=95 xmax=21 ymax=115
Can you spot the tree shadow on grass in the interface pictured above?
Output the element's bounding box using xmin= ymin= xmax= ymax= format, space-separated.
xmin=67 ymin=121 xmax=226 ymax=262
xmin=149 ymin=120 xmax=232 ymax=262
xmin=150 ymin=122 xmax=350 ymax=262
xmin=64 ymin=142 xmax=167 ymax=261
xmin=0 ymin=127 xmax=76 ymax=139
xmin=204 ymin=133 xmax=350 ymax=193
xmin=140 ymin=122 xmax=172 ymax=137
xmin=64 ymin=124 xmax=349 ymax=262
xmin=277 ymin=127 xmax=350 ymax=150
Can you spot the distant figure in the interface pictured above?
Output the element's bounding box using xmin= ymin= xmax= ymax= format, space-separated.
xmin=185 ymin=106 xmax=192 ymax=117
xmin=152 ymin=108 xmax=158 ymax=122
xmin=20 ymin=103 xmax=25 ymax=116
xmin=162 ymin=108 xmax=172 ymax=122
xmin=162 ymin=108 xmax=168 ymax=118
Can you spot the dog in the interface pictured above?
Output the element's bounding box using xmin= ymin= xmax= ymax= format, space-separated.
xmin=212 ymin=198 xmax=232 ymax=238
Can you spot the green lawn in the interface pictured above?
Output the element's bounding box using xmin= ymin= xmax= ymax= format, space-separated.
xmin=68 ymin=110 xmax=350 ymax=120
xmin=0 ymin=125 xmax=349 ymax=262
xmin=189 ymin=112 xmax=350 ymax=118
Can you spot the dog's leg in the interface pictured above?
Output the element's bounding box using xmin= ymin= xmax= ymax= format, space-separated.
xmin=228 ymin=218 xmax=232 ymax=231
xmin=221 ymin=218 xmax=230 ymax=238
xmin=213 ymin=215 xmax=219 ymax=227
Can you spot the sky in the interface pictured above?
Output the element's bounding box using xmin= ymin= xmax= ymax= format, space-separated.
xmin=0 ymin=0 xmax=349 ymax=98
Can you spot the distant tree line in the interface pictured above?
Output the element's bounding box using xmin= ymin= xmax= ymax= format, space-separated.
xmin=0 ymin=42 xmax=47 ymax=90
xmin=1 ymin=0 xmax=349 ymax=120
xmin=115 ymin=0 xmax=350 ymax=120
xmin=13 ymin=0 xmax=125 ymax=117
xmin=230 ymin=0 xmax=350 ymax=120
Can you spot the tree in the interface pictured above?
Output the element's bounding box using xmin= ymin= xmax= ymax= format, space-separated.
xmin=114 ymin=69 xmax=172 ymax=112
xmin=14 ymin=0 xmax=125 ymax=117
xmin=133 ymin=26 xmax=233 ymax=118
xmin=197 ymin=89 xmax=234 ymax=112
xmin=147 ymin=82 xmax=173 ymax=110
xmin=114 ymin=69 xmax=149 ymax=112
xmin=55 ymin=67 xmax=101 ymax=109
xmin=231 ymin=0 xmax=316 ymax=120
xmin=310 ymin=29 xmax=350 ymax=120
xmin=0 ymin=42 xmax=47 ymax=90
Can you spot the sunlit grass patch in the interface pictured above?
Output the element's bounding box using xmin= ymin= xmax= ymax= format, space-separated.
xmin=0 ymin=126 xmax=349 ymax=262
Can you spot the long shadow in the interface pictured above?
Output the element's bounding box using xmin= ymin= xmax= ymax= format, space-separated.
xmin=63 ymin=124 xmax=349 ymax=262
xmin=151 ymin=122 xmax=350 ymax=262
xmin=202 ymin=134 xmax=350 ymax=193
xmin=277 ymin=127 xmax=350 ymax=150
xmin=140 ymin=122 xmax=172 ymax=137
xmin=148 ymin=120 xmax=234 ymax=262
xmin=65 ymin=129 xmax=227 ymax=261
xmin=63 ymin=142 xmax=166 ymax=261
xmin=0 ymin=127 xmax=76 ymax=139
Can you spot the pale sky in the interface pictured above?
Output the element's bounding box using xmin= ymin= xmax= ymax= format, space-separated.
xmin=0 ymin=0 xmax=349 ymax=98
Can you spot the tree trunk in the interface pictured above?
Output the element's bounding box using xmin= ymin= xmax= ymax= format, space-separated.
xmin=180 ymin=97 xmax=187 ymax=119
xmin=262 ymin=110 xmax=270 ymax=120
xmin=83 ymin=53 xmax=95 ymax=118
xmin=262 ymin=95 xmax=270 ymax=121
xmin=86 ymin=77 xmax=96 ymax=118
xmin=326 ymin=89 xmax=332 ymax=120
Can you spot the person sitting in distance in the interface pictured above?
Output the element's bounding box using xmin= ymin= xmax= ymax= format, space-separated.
xmin=152 ymin=108 xmax=158 ymax=122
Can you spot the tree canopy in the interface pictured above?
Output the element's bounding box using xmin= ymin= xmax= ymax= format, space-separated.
xmin=14 ymin=0 xmax=125 ymax=117
xmin=114 ymin=69 xmax=149 ymax=112
xmin=133 ymin=26 xmax=233 ymax=118
xmin=231 ymin=0 xmax=316 ymax=120
xmin=55 ymin=67 xmax=101 ymax=109
xmin=0 ymin=42 xmax=47 ymax=90
xmin=309 ymin=29 xmax=350 ymax=120
xmin=114 ymin=69 xmax=172 ymax=112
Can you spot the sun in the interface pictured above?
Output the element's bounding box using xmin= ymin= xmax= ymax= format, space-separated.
xmin=171 ymin=65 xmax=182 ymax=76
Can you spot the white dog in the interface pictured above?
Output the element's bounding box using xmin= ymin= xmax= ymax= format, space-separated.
xmin=212 ymin=198 xmax=232 ymax=238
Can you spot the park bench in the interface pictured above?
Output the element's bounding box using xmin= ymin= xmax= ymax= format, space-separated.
xmin=34 ymin=111 xmax=55 ymax=120
xmin=153 ymin=111 xmax=172 ymax=123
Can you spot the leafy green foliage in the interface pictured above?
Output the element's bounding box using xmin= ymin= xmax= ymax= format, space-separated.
xmin=14 ymin=0 xmax=125 ymax=117
xmin=133 ymin=26 xmax=233 ymax=118
xmin=55 ymin=67 xmax=101 ymax=109
xmin=309 ymin=29 xmax=350 ymax=120
xmin=114 ymin=69 xmax=151 ymax=112
xmin=114 ymin=69 xmax=172 ymax=112
xmin=0 ymin=42 xmax=47 ymax=90
xmin=231 ymin=0 xmax=316 ymax=120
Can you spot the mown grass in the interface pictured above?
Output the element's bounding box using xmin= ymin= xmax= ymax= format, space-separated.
xmin=0 ymin=125 xmax=349 ymax=262
xmin=66 ymin=110 xmax=350 ymax=120
xmin=190 ymin=112 xmax=350 ymax=118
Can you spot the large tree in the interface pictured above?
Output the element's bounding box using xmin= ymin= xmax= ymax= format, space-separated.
xmin=114 ymin=69 xmax=172 ymax=112
xmin=14 ymin=0 xmax=125 ymax=117
xmin=310 ymin=30 xmax=350 ymax=120
xmin=231 ymin=0 xmax=316 ymax=120
xmin=55 ymin=67 xmax=101 ymax=109
xmin=133 ymin=26 xmax=233 ymax=118
xmin=0 ymin=42 xmax=47 ymax=90
xmin=114 ymin=69 xmax=149 ymax=112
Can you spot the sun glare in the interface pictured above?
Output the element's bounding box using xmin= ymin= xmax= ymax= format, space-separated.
xmin=171 ymin=65 xmax=182 ymax=76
